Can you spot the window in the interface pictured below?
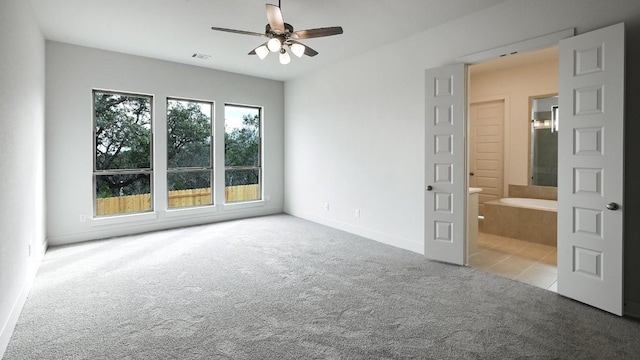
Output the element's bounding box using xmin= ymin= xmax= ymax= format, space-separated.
xmin=224 ymin=104 xmax=262 ymax=203
xmin=94 ymin=91 xmax=153 ymax=216
xmin=167 ymin=98 xmax=213 ymax=209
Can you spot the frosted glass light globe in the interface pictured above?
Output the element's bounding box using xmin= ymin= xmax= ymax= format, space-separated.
xmin=267 ymin=38 xmax=281 ymax=52
xmin=255 ymin=45 xmax=269 ymax=60
xmin=290 ymin=43 xmax=305 ymax=58
xmin=279 ymin=50 xmax=291 ymax=65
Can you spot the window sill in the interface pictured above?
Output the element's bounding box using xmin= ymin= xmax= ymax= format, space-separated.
xmin=223 ymin=200 xmax=266 ymax=212
xmin=165 ymin=205 xmax=218 ymax=218
xmin=91 ymin=211 xmax=158 ymax=227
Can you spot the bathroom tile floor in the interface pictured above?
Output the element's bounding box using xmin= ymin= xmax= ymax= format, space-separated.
xmin=469 ymin=231 xmax=557 ymax=292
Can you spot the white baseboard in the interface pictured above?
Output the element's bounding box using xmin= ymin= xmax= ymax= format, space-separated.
xmin=625 ymin=300 xmax=640 ymax=319
xmin=0 ymin=240 xmax=46 ymax=358
xmin=286 ymin=210 xmax=424 ymax=255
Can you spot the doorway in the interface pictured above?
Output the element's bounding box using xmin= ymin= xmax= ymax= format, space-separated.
xmin=466 ymin=47 xmax=559 ymax=291
xmin=425 ymin=23 xmax=626 ymax=316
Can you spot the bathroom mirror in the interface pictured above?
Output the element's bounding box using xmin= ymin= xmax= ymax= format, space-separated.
xmin=530 ymin=95 xmax=558 ymax=187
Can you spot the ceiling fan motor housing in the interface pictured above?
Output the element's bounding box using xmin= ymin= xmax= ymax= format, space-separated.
xmin=266 ymin=23 xmax=295 ymax=36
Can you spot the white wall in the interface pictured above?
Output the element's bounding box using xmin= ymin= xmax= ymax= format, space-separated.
xmin=284 ymin=0 xmax=640 ymax=314
xmin=46 ymin=42 xmax=284 ymax=245
xmin=470 ymin=57 xmax=559 ymax=189
xmin=0 ymin=0 xmax=46 ymax=356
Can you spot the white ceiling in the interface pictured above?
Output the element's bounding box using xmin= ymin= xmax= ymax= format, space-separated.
xmin=29 ymin=0 xmax=507 ymax=81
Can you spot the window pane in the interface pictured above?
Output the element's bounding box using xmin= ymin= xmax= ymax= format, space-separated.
xmin=224 ymin=105 xmax=260 ymax=167
xmin=167 ymin=99 xmax=212 ymax=169
xmin=225 ymin=168 xmax=260 ymax=203
xmin=95 ymin=93 xmax=152 ymax=170
xmin=168 ymin=171 xmax=212 ymax=208
xmin=95 ymin=174 xmax=151 ymax=216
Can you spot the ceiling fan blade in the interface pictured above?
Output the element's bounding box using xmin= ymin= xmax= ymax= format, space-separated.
xmin=266 ymin=4 xmax=285 ymax=33
xmin=211 ymin=27 xmax=267 ymax=38
xmin=289 ymin=40 xmax=318 ymax=57
xmin=248 ymin=42 xmax=269 ymax=55
xmin=292 ymin=26 xmax=343 ymax=40
xmin=303 ymin=45 xmax=319 ymax=57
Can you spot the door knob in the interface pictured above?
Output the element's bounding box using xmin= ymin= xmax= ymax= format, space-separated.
xmin=427 ymin=185 xmax=433 ymax=191
xmin=470 ymin=172 xmax=475 ymax=176
xmin=606 ymin=202 xmax=619 ymax=211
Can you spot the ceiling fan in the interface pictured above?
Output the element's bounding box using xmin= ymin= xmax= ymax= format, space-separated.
xmin=211 ymin=0 xmax=344 ymax=64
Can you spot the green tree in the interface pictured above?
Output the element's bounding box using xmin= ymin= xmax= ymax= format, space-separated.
xmin=95 ymin=93 xmax=151 ymax=198
xmin=225 ymin=113 xmax=260 ymax=186
xmin=167 ymin=100 xmax=212 ymax=191
xmin=167 ymin=101 xmax=211 ymax=168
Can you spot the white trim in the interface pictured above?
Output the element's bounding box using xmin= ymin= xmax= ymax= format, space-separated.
xmin=91 ymin=211 xmax=158 ymax=227
xmin=164 ymin=205 xmax=218 ymax=218
xmin=0 ymin=241 xmax=46 ymax=359
xmin=0 ymin=285 xmax=29 ymax=359
xmin=458 ymin=28 xmax=574 ymax=65
xmin=223 ymin=200 xmax=266 ymax=212
xmin=290 ymin=210 xmax=424 ymax=255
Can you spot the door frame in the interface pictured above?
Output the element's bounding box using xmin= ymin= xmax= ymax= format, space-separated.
xmin=458 ymin=30 xmax=575 ymax=262
xmin=425 ymin=30 xmax=575 ymax=266
xmin=443 ymin=26 xmax=626 ymax=316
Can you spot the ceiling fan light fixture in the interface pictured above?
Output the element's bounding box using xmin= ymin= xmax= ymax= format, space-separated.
xmin=290 ymin=43 xmax=305 ymax=58
xmin=210 ymin=0 xmax=344 ymax=62
xmin=279 ymin=49 xmax=291 ymax=65
xmin=255 ymin=45 xmax=269 ymax=60
xmin=267 ymin=38 xmax=281 ymax=52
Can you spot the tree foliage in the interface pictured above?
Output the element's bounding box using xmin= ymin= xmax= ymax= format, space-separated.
xmin=94 ymin=95 xmax=261 ymax=198
xmin=167 ymin=101 xmax=211 ymax=168
xmin=167 ymin=100 xmax=212 ymax=191
xmin=94 ymin=93 xmax=151 ymax=198
xmin=225 ymin=113 xmax=260 ymax=186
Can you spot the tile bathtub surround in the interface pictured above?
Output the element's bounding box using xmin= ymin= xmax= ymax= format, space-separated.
xmin=483 ymin=200 xmax=557 ymax=246
xmin=508 ymin=184 xmax=557 ymax=200
xmin=469 ymin=232 xmax=557 ymax=291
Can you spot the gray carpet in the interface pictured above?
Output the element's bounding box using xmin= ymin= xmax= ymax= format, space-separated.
xmin=4 ymin=214 xmax=640 ymax=359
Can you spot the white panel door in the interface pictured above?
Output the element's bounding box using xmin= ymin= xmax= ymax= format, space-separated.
xmin=469 ymin=101 xmax=504 ymax=215
xmin=425 ymin=64 xmax=467 ymax=265
xmin=557 ymin=23 xmax=625 ymax=315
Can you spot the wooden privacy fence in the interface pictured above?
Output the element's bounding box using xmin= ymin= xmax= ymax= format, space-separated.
xmin=96 ymin=184 xmax=260 ymax=216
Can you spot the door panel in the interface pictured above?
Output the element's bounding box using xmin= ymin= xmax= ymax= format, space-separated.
xmin=425 ymin=64 xmax=466 ymax=265
xmin=557 ymin=23 xmax=624 ymax=316
xmin=469 ymin=101 xmax=504 ymax=215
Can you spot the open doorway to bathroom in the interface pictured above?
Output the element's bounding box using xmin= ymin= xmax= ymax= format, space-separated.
xmin=467 ymin=47 xmax=558 ymax=292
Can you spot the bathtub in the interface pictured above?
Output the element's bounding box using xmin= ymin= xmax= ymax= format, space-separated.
xmin=483 ymin=197 xmax=557 ymax=246
xmin=499 ymin=197 xmax=557 ymax=212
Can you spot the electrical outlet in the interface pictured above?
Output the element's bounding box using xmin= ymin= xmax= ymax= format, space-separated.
xmin=324 ymin=203 xmax=330 ymax=211
xmin=266 ymin=195 xmax=271 ymax=201
xmin=79 ymin=214 xmax=86 ymax=222
xmin=355 ymin=209 xmax=360 ymax=218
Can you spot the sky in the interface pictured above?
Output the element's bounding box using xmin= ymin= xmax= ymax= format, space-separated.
xmin=225 ymin=104 xmax=260 ymax=131
xmin=167 ymin=99 xmax=260 ymax=131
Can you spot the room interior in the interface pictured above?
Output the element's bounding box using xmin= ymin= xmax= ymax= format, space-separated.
xmin=467 ymin=47 xmax=559 ymax=291
xmin=3 ymin=0 xmax=640 ymax=357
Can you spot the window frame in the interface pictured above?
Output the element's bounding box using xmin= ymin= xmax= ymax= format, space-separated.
xmin=224 ymin=103 xmax=263 ymax=204
xmin=92 ymin=89 xmax=154 ymax=218
xmin=166 ymin=97 xmax=215 ymax=210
